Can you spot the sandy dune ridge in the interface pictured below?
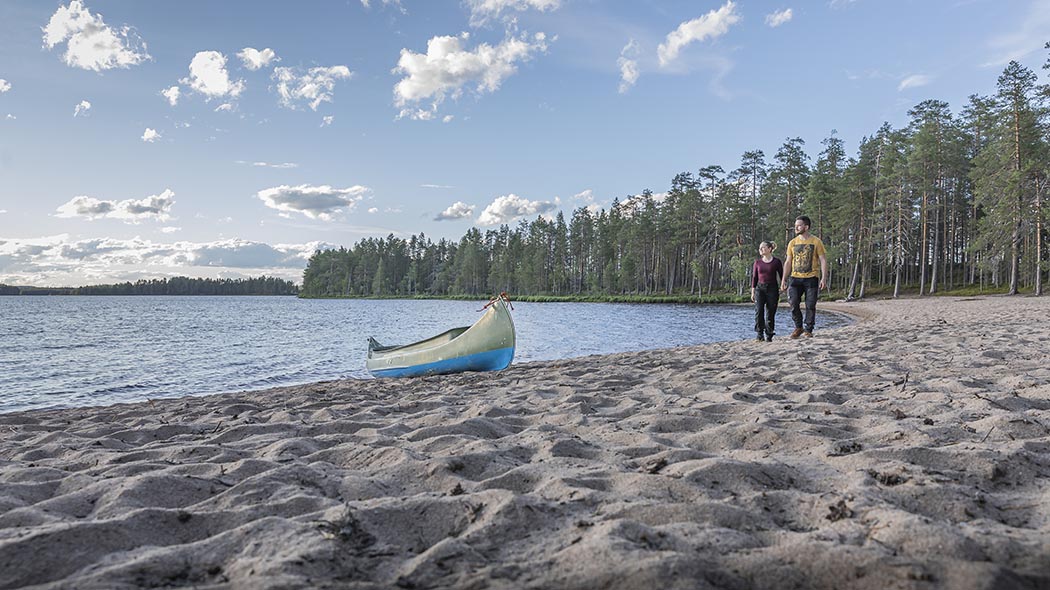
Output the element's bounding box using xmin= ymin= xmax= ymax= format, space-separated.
xmin=1 ymin=296 xmax=1049 ymax=589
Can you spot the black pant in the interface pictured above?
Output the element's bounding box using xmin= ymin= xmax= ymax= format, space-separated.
xmin=788 ymin=276 xmax=819 ymax=332
xmin=754 ymin=283 xmax=779 ymax=337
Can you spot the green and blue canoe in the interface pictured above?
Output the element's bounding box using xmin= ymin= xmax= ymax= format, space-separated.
xmin=366 ymin=297 xmax=515 ymax=378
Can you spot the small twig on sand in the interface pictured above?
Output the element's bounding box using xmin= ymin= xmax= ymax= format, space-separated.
xmin=897 ymin=372 xmax=909 ymax=394
xmin=973 ymin=393 xmax=1010 ymax=411
xmin=980 ymin=426 xmax=995 ymax=444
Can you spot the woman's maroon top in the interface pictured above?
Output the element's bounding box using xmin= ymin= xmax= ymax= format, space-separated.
xmin=752 ymin=257 xmax=784 ymax=288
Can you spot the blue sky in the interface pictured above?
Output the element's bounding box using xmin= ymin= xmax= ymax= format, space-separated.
xmin=1 ymin=0 xmax=1048 ymax=286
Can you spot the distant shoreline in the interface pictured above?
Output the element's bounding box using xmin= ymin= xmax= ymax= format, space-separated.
xmin=0 ymin=292 xmax=298 ymax=296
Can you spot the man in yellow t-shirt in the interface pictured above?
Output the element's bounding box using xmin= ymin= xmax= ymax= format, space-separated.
xmin=779 ymin=215 xmax=827 ymax=339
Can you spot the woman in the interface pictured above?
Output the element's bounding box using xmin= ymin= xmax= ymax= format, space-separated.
xmin=750 ymin=241 xmax=784 ymax=342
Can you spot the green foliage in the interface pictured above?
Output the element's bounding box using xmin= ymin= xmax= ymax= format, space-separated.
xmin=300 ymin=58 xmax=1050 ymax=301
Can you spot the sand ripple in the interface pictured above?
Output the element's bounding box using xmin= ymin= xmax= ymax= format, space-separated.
xmin=2 ymin=296 xmax=1049 ymax=589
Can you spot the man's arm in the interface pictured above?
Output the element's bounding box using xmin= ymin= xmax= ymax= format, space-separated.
xmin=819 ymin=254 xmax=828 ymax=291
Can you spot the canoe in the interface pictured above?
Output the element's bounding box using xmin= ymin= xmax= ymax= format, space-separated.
xmin=366 ymin=295 xmax=515 ymax=378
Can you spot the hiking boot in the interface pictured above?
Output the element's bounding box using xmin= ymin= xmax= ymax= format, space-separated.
xmin=755 ymin=334 xmax=765 ymax=341
xmin=803 ymin=331 xmax=813 ymax=338
xmin=790 ymin=328 xmax=804 ymax=339
xmin=766 ymin=334 xmax=774 ymax=342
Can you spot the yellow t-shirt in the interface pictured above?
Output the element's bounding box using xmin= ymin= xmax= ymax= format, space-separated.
xmin=787 ymin=235 xmax=826 ymax=279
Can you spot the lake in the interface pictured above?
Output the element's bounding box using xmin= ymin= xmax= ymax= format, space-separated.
xmin=0 ymin=296 xmax=850 ymax=413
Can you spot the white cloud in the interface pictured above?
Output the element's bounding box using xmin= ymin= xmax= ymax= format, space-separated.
xmin=273 ymin=65 xmax=352 ymax=111
xmin=54 ymin=189 xmax=175 ymax=223
xmin=477 ymin=194 xmax=556 ymax=225
xmin=142 ymin=127 xmax=160 ymax=142
xmin=73 ymin=100 xmax=91 ymax=117
xmin=393 ymin=32 xmax=549 ymax=119
xmin=443 ymin=115 xmax=454 ymax=123
xmin=466 ymin=0 xmax=560 ymax=25
xmin=435 ymin=201 xmax=475 ymax=221
xmin=765 ymin=8 xmax=793 ymax=27
xmin=161 ymin=85 xmax=180 ymax=106
xmin=214 ymin=103 xmax=234 ymax=112
xmin=0 ymin=79 xmax=10 ymax=93
xmin=161 ymin=226 xmax=181 ymax=233
xmin=400 ymin=105 xmax=438 ymax=121
xmin=619 ymin=191 xmax=668 ymax=216
xmin=42 ymin=0 xmax=150 ymax=71
xmin=321 ymin=115 xmax=334 ymax=127
xmin=658 ymin=1 xmax=740 ymax=68
xmin=180 ymin=51 xmax=245 ymax=100
xmin=360 ymin=0 xmax=405 ymax=11
xmin=898 ymin=74 xmax=932 ymax=91
xmin=4 ymin=114 xmax=15 ymax=120
xmin=237 ymin=160 xmax=299 ymax=169
xmin=422 ymin=184 xmax=455 ymax=189
xmin=256 ymin=184 xmax=371 ymax=220
xmin=238 ymin=47 xmax=279 ymax=71
xmin=618 ymin=39 xmax=639 ymax=93
xmin=56 ymin=196 xmax=113 ymax=219
xmin=572 ymin=194 xmax=602 ymax=214
xmin=368 ymin=207 xmax=379 ymax=214
xmin=0 ymin=235 xmax=335 ymax=286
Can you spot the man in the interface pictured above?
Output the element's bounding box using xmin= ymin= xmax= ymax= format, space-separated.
xmin=780 ymin=215 xmax=827 ymax=339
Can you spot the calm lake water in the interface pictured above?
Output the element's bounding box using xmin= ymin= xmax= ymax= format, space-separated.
xmin=1 ymin=296 xmax=849 ymax=413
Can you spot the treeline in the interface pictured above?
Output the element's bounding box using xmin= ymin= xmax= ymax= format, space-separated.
xmin=0 ymin=276 xmax=298 ymax=296
xmin=301 ymin=57 xmax=1050 ymax=299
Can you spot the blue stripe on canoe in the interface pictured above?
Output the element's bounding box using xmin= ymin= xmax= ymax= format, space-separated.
xmin=370 ymin=346 xmax=514 ymax=378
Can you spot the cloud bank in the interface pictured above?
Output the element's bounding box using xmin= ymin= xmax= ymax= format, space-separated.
xmin=0 ymin=235 xmax=334 ymax=287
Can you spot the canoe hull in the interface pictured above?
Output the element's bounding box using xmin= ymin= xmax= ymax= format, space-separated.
xmin=366 ymin=298 xmax=515 ymax=378
xmin=368 ymin=345 xmax=514 ymax=378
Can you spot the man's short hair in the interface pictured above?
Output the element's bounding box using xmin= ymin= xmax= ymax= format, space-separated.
xmin=796 ymin=215 xmax=812 ymax=228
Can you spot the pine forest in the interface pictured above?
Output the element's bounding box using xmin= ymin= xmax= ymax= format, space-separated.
xmin=301 ymin=58 xmax=1050 ymax=300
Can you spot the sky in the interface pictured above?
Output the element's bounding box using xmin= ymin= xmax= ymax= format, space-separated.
xmin=1 ymin=0 xmax=1049 ymax=287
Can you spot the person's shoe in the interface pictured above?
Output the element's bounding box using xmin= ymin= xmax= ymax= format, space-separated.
xmin=755 ymin=334 xmax=765 ymax=341
xmin=790 ymin=328 xmax=804 ymax=339
xmin=803 ymin=331 xmax=813 ymax=338
xmin=766 ymin=334 xmax=774 ymax=342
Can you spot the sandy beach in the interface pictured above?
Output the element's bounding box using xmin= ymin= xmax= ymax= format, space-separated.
xmin=1 ymin=296 xmax=1048 ymax=590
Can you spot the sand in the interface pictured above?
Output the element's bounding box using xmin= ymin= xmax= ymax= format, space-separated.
xmin=1 ymin=295 xmax=1049 ymax=590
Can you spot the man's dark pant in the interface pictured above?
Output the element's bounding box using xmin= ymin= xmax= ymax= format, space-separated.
xmin=788 ymin=276 xmax=819 ymax=333
xmin=754 ymin=283 xmax=778 ymax=337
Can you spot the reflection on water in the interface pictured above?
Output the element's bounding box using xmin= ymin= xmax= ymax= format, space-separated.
xmin=0 ymin=296 xmax=849 ymax=413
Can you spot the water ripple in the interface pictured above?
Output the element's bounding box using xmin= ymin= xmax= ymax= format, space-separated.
xmin=0 ymin=296 xmax=849 ymax=413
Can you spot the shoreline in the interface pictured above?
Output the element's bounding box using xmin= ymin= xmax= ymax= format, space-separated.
xmin=1 ymin=295 xmax=1048 ymax=589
